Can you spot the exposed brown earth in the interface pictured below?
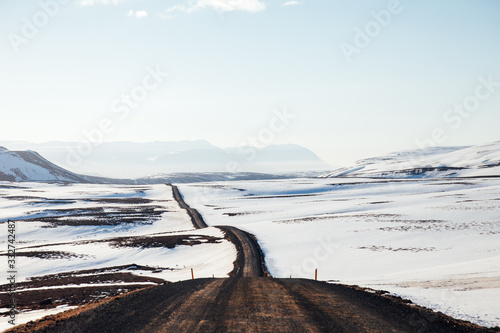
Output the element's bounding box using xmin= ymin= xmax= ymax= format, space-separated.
xmin=10 ymin=234 xmax=222 ymax=252
xmin=0 ymin=265 xmax=165 ymax=312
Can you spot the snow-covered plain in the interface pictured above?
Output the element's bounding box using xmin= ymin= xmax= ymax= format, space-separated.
xmin=179 ymin=178 xmax=500 ymax=328
xmin=0 ymin=182 xmax=235 ymax=331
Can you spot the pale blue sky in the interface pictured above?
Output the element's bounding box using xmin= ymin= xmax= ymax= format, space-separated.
xmin=1 ymin=0 xmax=499 ymax=166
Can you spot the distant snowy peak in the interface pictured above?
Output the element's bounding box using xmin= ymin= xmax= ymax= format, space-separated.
xmin=322 ymin=141 xmax=500 ymax=179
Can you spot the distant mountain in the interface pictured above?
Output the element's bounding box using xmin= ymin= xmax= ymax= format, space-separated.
xmin=321 ymin=141 xmax=500 ymax=179
xmin=0 ymin=146 xmax=323 ymax=184
xmin=0 ymin=141 xmax=330 ymax=178
xmin=0 ymin=147 xmax=117 ymax=183
xmin=136 ymin=172 xmax=310 ymax=184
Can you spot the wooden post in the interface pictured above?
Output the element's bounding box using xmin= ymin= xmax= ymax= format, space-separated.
xmin=212 ymin=274 xmax=214 ymax=278
xmin=315 ymin=269 xmax=317 ymax=281
xmin=191 ymin=268 xmax=194 ymax=280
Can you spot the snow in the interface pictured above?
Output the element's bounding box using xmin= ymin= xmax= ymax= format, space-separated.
xmin=179 ymin=177 xmax=500 ymax=328
xmin=0 ymin=150 xmax=73 ymax=182
xmin=0 ymin=305 xmax=78 ymax=333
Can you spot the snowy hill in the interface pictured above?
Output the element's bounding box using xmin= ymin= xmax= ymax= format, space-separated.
xmin=0 ymin=147 xmax=117 ymax=183
xmin=321 ymin=141 xmax=500 ymax=179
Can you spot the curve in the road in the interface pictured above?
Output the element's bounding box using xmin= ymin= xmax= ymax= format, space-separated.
xmin=168 ymin=184 xmax=270 ymax=278
xmin=217 ymin=226 xmax=271 ymax=278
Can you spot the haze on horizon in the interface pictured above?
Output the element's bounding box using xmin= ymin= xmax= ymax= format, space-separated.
xmin=1 ymin=0 xmax=499 ymax=168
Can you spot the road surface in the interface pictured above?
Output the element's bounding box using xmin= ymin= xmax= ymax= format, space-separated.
xmin=11 ymin=278 xmax=497 ymax=333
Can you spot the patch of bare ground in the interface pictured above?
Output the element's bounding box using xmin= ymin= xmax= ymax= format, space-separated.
xmin=223 ymin=211 xmax=263 ymax=217
xmin=357 ymin=245 xmax=437 ymax=252
xmin=377 ymin=220 xmax=499 ymax=232
xmin=394 ymin=276 xmax=500 ymax=290
xmin=0 ymin=265 xmax=166 ymax=312
xmin=4 ymin=287 xmax=153 ymax=333
xmin=0 ymin=251 xmax=89 ymax=260
xmin=9 ymin=233 xmax=221 ymax=253
xmin=426 ymin=182 xmax=477 ymax=186
xmin=108 ymin=234 xmax=223 ymax=248
xmin=326 ymin=180 xmax=411 ymax=187
xmin=22 ymin=205 xmax=167 ymax=227
xmin=190 ymin=184 xmax=246 ymax=192
xmin=243 ymin=193 xmax=319 ymax=199
xmin=275 ymin=213 xmax=401 ymax=224
xmin=81 ymin=197 xmax=155 ymax=204
xmin=0 ymin=285 xmax=155 ymax=313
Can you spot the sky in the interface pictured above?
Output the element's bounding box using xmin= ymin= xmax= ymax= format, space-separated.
xmin=1 ymin=0 xmax=500 ymax=167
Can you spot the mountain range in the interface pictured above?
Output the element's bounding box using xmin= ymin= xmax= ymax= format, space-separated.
xmin=0 ymin=140 xmax=331 ymax=179
xmin=2 ymin=141 xmax=500 ymax=184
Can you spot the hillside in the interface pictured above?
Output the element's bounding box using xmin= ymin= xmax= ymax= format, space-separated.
xmin=0 ymin=147 xmax=113 ymax=183
xmin=321 ymin=141 xmax=500 ymax=179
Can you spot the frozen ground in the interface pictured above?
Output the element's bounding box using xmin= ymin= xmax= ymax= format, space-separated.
xmin=179 ymin=177 xmax=500 ymax=328
xmin=0 ymin=182 xmax=235 ymax=331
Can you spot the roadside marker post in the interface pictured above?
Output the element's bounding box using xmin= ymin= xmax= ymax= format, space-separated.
xmin=315 ymin=269 xmax=317 ymax=281
xmin=191 ymin=268 xmax=194 ymax=280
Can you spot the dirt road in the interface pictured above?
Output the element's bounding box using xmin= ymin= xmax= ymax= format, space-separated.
xmin=11 ymin=277 xmax=497 ymax=333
